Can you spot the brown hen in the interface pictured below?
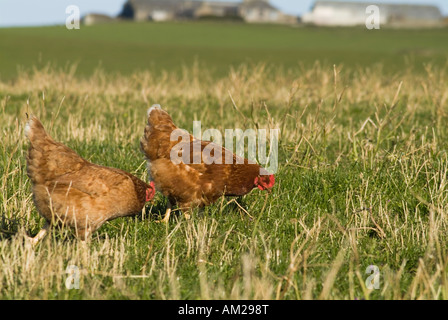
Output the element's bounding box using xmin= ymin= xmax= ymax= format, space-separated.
xmin=140 ymin=105 xmax=275 ymax=222
xmin=25 ymin=116 xmax=155 ymax=244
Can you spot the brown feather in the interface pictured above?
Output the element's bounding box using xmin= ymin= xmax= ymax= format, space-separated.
xmin=26 ymin=116 xmax=155 ymax=240
xmin=140 ymin=105 xmax=274 ymax=212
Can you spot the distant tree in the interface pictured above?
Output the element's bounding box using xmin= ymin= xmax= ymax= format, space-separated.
xmin=119 ymin=2 xmax=135 ymax=19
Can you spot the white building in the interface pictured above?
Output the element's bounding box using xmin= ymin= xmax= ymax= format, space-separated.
xmin=302 ymin=1 xmax=443 ymax=27
xmin=119 ymin=0 xmax=297 ymax=24
xmin=83 ymin=13 xmax=115 ymax=26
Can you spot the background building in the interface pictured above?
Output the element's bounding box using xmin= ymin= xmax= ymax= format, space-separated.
xmin=302 ymin=1 xmax=443 ymax=27
xmin=119 ymin=0 xmax=297 ymax=24
xmin=83 ymin=13 xmax=116 ymax=26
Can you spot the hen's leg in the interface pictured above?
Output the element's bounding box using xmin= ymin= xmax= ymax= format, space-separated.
xmin=184 ymin=209 xmax=192 ymax=220
xmin=156 ymin=201 xmax=172 ymax=224
xmin=76 ymin=227 xmax=92 ymax=242
xmin=179 ymin=204 xmax=192 ymax=220
xmin=29 ymin=222 xmax=51 ymax=246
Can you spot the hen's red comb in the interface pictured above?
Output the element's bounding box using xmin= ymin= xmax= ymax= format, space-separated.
xmin=146 ymin=181 xmax=156 ymax=202
xmin=269 ymin=174 xmax=275 ymax=186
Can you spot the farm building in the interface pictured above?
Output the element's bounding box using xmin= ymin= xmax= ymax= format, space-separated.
xmin=240 ymin=0 xmax=285 ymax=23
xmin=83 ymin=13 xmax=115 ymax=26
xmin=193 ymin=1 xmax=240 ymax=19
xmin=302 ymin=1 xmax=443 ymax=27
xmin=120 ymin=0 xmax=200 ymax=21
xmin=119 ymin=0 xmax=297 ymax=24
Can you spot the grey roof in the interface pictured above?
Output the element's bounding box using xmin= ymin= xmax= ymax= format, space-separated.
xmin=128 ymin=0 xmax=188 ymax=11
xmin=241 ymin=0 xmax=278 ymax=11
xmin=202 ymin=1 xmax=240 ymax=8
xmin=313 ymin=1 xmax=442 ymax=19
xmin=128 ymin=0 xmax=279 ymax=11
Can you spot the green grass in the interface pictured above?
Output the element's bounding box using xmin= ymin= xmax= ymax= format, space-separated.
xmin=1 ymin=22 xmax=448 ymax=300
xmin=1 ymin=22 xmax=448 ymax=80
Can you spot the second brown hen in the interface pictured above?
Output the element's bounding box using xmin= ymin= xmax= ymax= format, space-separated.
xmin=140 ymin=105 xmax=275 ymax=223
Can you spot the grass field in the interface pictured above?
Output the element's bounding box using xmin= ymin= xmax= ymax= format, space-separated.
xmin=1 ymin=22 xmax=448 ymax=80
xmin=1 ymin=22 xmax=448 ymax=300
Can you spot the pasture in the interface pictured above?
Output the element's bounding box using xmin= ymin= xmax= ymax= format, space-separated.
xmin=1 ymin=22 xmax=448 ymax=79
xmin=1 ymin=22 xmax=448 ymax=300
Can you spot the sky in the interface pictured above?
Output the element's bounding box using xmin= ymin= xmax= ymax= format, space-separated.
xmin=0 ymin=0 xmax=447 ymax=27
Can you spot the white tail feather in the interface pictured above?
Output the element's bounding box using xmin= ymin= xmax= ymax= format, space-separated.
xmin=24 ymin=117 xmax=34 ymax=138
xmin=147 ymin=104 xmax=161 ymax=118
